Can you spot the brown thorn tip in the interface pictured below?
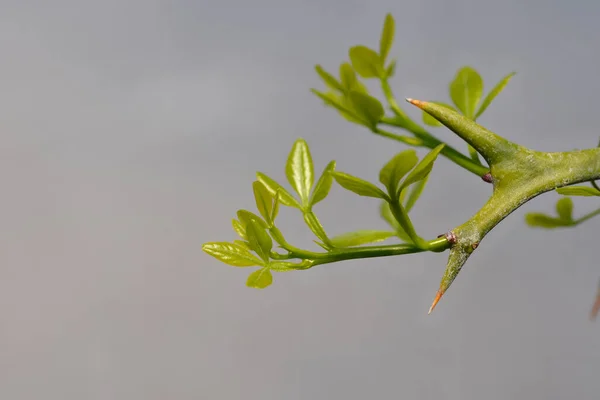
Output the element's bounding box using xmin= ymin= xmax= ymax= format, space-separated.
xmin=428 ymin=290 xmax=443 ymax=314
xmin=405 ymin=98 xmax=425 ymax=108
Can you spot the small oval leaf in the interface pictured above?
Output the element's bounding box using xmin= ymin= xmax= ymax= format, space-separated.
xmin=400 ymin=144 xmax=445 ymax=192
xmin=245 ymin=218 xmax=273 ymax=262
xmin=556 ymin=197 xmax=574 ymax=221
xmin=332 ymin=171 xmax=388 ymax=199
xmin=556 ymin=186 xmax=600 ymax=197
xmin=525 ymin=213 xmax=572 ymax=229
xmin=202 ymin=242 xmax=264 ymax=267
xmin=348 ymin=91 xmax=384 ymax=129
xmin=449 ymin=66 xmax=484 ymax=119
xmin=256 ymin=172 xmax=301 ymax=208
xmin=252 ymin=181 xmax=273 ymax=225
xmin=315 ymin=64 xmax=344 ymax=92
xmin=232 ymin=219 xmax=247 ymax=240
xmin=379 ymin=150 xmax=419 ymax=195
xmin=348 ymin=45 xmax=384 ymax=78
xmin=285 ymin=139 xmax=314 ymax=208
xmin=330 ymin=230 xmax=395 ymax=248
xmin=475 ymin=72 xmax=516 ymax=120
xmin=379 ymin=13 xmax=395 ymax=63
xmin=246 ymin=268 xmax=273 ymax=289
xmin=310 ymin=160 xmax=336 ymax=207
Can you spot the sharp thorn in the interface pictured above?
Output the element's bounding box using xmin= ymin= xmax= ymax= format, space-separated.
xmin=428 ymin=290 xmax=443 ymax=314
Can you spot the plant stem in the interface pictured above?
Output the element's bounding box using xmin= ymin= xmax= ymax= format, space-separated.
xmin=269 ymin=224 xmax=450 ymax=266
xmin=575 ymin=207 xmax=600 ymax=225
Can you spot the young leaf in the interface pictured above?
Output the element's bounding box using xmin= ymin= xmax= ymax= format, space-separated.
xmin=348 ymin=91 xmax=384 ymax=129
xmin=422 ymin=102 xmax=457 ymax=127
xmin=315 ymin=64 xmax=344 ymax=92
xmin=399 ymin=144 xmax=445 ymax=192
xmin=474 ymin=72 xmax=516 ymax=120
xmin=252 ymin=181 xmax=273 ymax=226
xmin=385 ymin=59 xmax=397 ymax=78
xmin=270 ymin=261 xmax=301 ymax=272
xmin=330 ymin=230 xmax=395 ymax=247
xmin=449 ymin=66 xmax=484 ymax=119
xmin=379 ymin=149 xmax=419 ymax=195
xmin=525 ymin=213 xmax=572 ymax=229
xmin=286 ymin=139 xmax=314 ymax=208
xmin=310 ymin=160 xmax=336 ymax=207
xmin=303 ymin=212 xmax=331 ymax=246
xmin=332 ymin=171 xmax=388 ymax=199
xmin=556 ymin=197 xmax=574 ymax=221
xmin=271 ymin=190 xmax=280 ymax=223
xmin=202 ymin=242 xmax=264 ymax=267
xmin=256 ymin=172 xmax=301 ymax=209
xmin=380 ymin=201 xmax=411 ymax=242
xmin=245 ymin=218 xmax=273 ymax=262
xmin=339 ymin=63 xmax=358 ymax=91
xmin=348 ymin=45 xmax=384 ymax=78
xmin=237 ymin=210 xmax=269 ymax=230
xmin=404 ymin=174 xmax=429 ymax=213
xmin=246 ymin=267 xmax=273 ymax=289
xmin=232 ymin=219 xmax=247 ymax=240
xmin=233 ymin=240 xmax=252 ymax=251
xmin=379 ymin=13 xmax=395 ymax=63
xmin=311 ymin=89 xmax=367 ymax=126
xmin=556 ymin=186 xmax=600 ymax=197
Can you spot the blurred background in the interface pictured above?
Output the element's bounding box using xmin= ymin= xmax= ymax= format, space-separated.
xmin=1 ymin=0 xmax=599 ymax=399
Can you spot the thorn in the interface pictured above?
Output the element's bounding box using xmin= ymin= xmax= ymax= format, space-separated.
xmin=428 ymin=290 xmax=443 ymax=314
xmin=472 ymin=242 xmax=479 ymax=250
xmin=482 ymin=172 xmax=493 ymax=183
xmin=405 ymin=98 xmax=426 ymax=108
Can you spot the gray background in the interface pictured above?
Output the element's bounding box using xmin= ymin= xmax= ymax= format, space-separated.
xmin=1 ymin=0 xmax=599 ymax=399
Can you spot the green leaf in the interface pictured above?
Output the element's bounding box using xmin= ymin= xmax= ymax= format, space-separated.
xmin=379 ymin=13 xmax=395 ymax=63
xmin=400 ymin=144 xmax=445 ymax=192
xmin=311 ymin=89 xmax=366 ymax=126
xmin=348 ymin=45 xmax=384 ymax=78
xmin=202 ymin=242 xmax=264 ymax=267
xmin=556 ymin=197 xmax=574 ymax=221
xmin=245 ymin=218 xmax=273 ymax=262
xmin=475 ymin=72 xmax=516 ymax=120
xmin=422 ymin=102 xmax=457 ymax=127
xmin=285 ymin=139 xmax=314 ymax=208
xmin=556 ymin=186 xmax=600 ymax=196
xmin=270 ymin=261 xmax=301 ymax=272
xmin=303 ymin=212 xmax=331 ymax=246
xmin=232 ymin=219 xmax=247 ymax=240
xmin=310 ymin=160 xmax=336 ymax=207
xmin=379 ymin=149 xmax=419 ymax=195
xmin=525 ymin=213 xmax=572 ymax=229
xmin=348 ymin=91 xmax=384 ymax=129
xmin=271 ymin=190 xmax=280 ymax=223
xmin=237 ymin=210 xmax=269 ymax=230
xmin=315 ymin=64 xmax=344 ymax=92
xmin=246 ymin=267 xmax=273 ymax=289
xmin=233 ymin=240 xmax=252 ymax=251
xmin=380 ymin=202 xmax=411 ymax=242
xmin=252 ymin=181 xmax=273 ymax=226
xmin=385 ymin=59 xmax=397 ymax=78
xmin=339 ymin=63 xmax=358 ymax=91
xmin=403 ymin=174 xmax=429 ymax=213
xmin=449 ymin=66 xmax=484 ymax=119
xmin=332 ymin=171 xmax=388 ymax=199
xmin=330 ymin=230 xmax=395 ymax=247
xmin=256 ymin=172 xmax=301 ymax=209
